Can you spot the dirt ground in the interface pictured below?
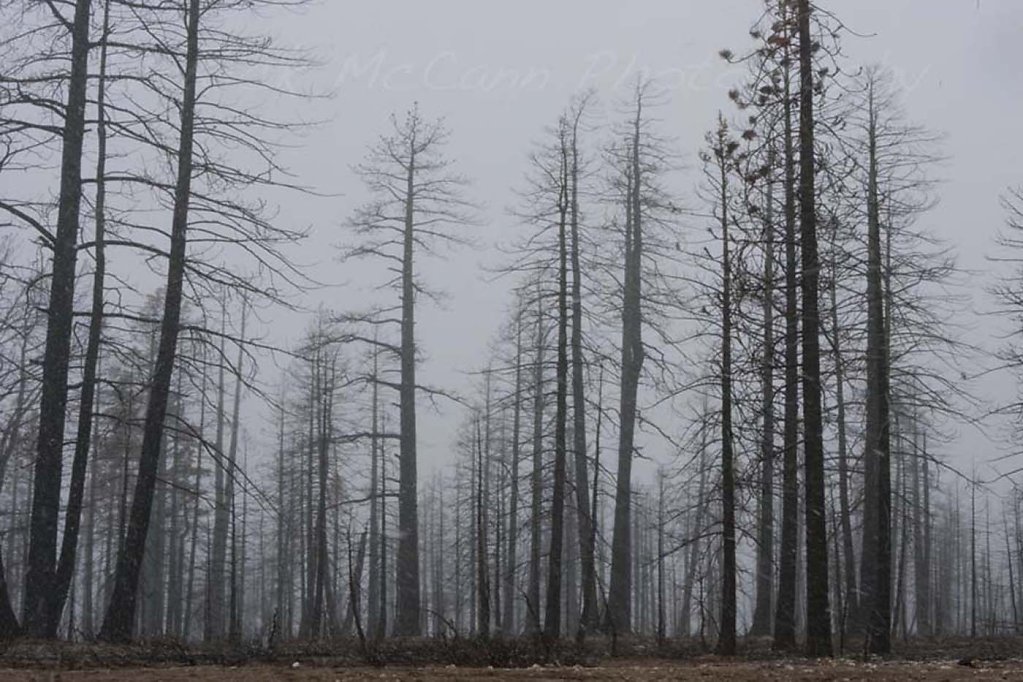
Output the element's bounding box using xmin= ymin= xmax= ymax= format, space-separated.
xmin=2 ymin=659 xmax=1023 ymax=681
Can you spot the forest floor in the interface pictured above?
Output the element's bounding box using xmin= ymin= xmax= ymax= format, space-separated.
xmin=0 ymin=659 xmax=1022 ymax=681
xmin=0 ymin=637 xmax=1021 ymax=680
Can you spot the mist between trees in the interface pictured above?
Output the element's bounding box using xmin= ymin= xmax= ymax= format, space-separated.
xmin=0 ymin=0 xmax=1020 ymax=659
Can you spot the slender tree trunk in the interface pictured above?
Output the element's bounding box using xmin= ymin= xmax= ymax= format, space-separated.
xmin=311 ymin=354 xmax=332 ymax=638
xmin=476 ymin=416 xmax=491 ymax=639
xmin=528 ymin=289 xmax=545 ymax=635
xmin=568 ymin=111 xmax=598 ymax=636
xmin=184 ymin=360 xmax=207 ymax=642
xmin=166 ymin=388 xmax=183 ymax=636
xmin=921 ymin=434 xmax=933 ymax=635
xmin=544 ymin=132 xmax=570 ymax=642
xmin=773 ymin=44 xmax=800 ymax=651
xmin=912 ymin=423 xmax=930 ymax=636
xmin=862 ymin=76 xmax=892 ymax=655
xmin=714 ymin=131 xmax=737 ymax=656
xmin=395 ymin=129 xmax=422 ymax=636
xmin=81 ymin=364 xmax=101 ymax=636
xmin=796 ymin=0 xmax=833 ymax=657
xmin=490 ymin=384 xmax=502 ymax=635
xmin=681 ymin=413 xmax=710 ymax=638
xmin=367 ymin=352 xmax=381 ymax=637
xmin=23 ymin=0 xmax=94 ymax=638
xmin=750 ymin=144 xmax=776 ymax=639
xmin=98 ymin=0 xmax=200 ymax=640
xmin=377 ymin=439 xmax=388 ymax=639
xmin=226 ymin=302 xmax=247 ymax=640
xmin=971 ymin=481 xmax=977 ymax=638
xmin=828 ymin=230 xmax=858 ymax=631
xmin=44 ymin=0 xmax=114 ymax=636
xmin=656 ymin=472 xmax=666 ymax=643
xmin=503 ymin=310 xmax=524 ymax=635
xmin=607 ymin=97 xmax=646 ymax=636
xmin=300 ymin=368 xmax=315 ymax=637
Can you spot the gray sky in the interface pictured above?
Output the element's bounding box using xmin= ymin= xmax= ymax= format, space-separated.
xmin=252 ymin=0 xmax=1021 ymax=479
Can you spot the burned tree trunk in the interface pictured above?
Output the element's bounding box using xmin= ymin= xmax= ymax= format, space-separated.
xmin=23 ymin=0 xmax=93 ymax=638
xmin=860 ymin=75 xmax=892 ymax=655
xmin=98 ymin=0 xmax=200 ymax=641
xmin=607 ymin=91 xmax=646 ymax=636
xmin=796 ymin=0 xmax=833 ymax=657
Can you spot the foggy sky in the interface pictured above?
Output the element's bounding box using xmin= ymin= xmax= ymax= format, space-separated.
xmin=248 ymin=0 xmax=1022 ymax=480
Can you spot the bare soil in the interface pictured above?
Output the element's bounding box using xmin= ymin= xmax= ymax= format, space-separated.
xmin=0 ymin=638 xmax=1021 ymax=680
xmin=1 ymin=658 xmax=1023 ymax=681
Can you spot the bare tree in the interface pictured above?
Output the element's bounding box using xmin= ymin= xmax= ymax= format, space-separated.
xmin=340 ymin=104 xmax=474 ymax=636
xmin=20 ymin=0 xmax=93 ymax=639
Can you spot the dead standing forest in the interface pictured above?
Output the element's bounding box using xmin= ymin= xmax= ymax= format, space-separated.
xmin=0 ymin=0 xmax=1020 ymax=667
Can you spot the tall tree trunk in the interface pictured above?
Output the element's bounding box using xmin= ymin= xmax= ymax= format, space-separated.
xmin=750 ymin=143 xmax=776 ymax=639
xmin=656 ymin=472 xmax=666 ymax=643
xmin=311 ymin=353 xmax=332 ymax=638
xmin=23 ymin=0 xmax=93 ymax=637
xmin=970 ymin=480 xmax=977 ymax=638
xmin=489 ymin=383 xmax=502 ymax=635
xmin=184 ymin=360 xmax=208 ymax=642
xmin=476 ymin=416 xmax=491 ymax=639
xmin=773 ymin=41 xmax=800 ymax=651
xmin=165 ymin=386 xmax=183 ymax=637
xmin=681 ymin=409 xmax=710 ymax=638
xmin=912 ymin=423 xmax=930 ymax=636
xmin=827 ymin=226 xmax=858 ymax=633
xmin=45 ymin=0 xmax=113 ymax=636
xmin=861 ymin=76 xmax=892 ymax=655
xmin=544 ymin=131 xmax=570 ymax=642
xmin=367 ymin=352 xmax=381 ymax=637
xmin=528 ymin=288 xmax=545 ymax=635
xmin=568 ymin=109 xmax=598 ymax=636
xmin=796 ymin=0 xmax=833 ymax=657
xmin=209 ymin=313 xmax=230 ymax=640
xmin=81 ymin=365 xmax=101 ymax=636
xmin=98 ymin=0 xmax=200 ymax=641
xmin=226 ymin=301 xmax=247 ymax=640
xmin=920 ymin=434 xmax=933 ymax=635
xmin=395 ymin=133 xmax=422 ymax=636
xmin=503 ymin=309 xmax=524 ymax=635
xmin=712 ymin=122 xmax=736 ymax=655
xmin=377 ymin=438 xmax=388 ymax=639
xmin=607 ymin=95 xmax=646 ymax=636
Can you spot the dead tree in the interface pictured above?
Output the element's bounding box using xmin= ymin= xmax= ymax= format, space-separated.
xmin=340 ymin=104 xmax=474 ymax=636
xmin=21 ymin=0 xmax=93 ymax=639
xmin=795 ymin=0 xmax=832 ymax=657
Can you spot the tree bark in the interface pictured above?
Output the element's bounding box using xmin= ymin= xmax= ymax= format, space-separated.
xmin=98 ymin=0 xmax=200 ymax=641
xmin=861 ymin=75 xmax=892 ymax=655
xmin=395 ymin=122 xmax=422 ymax=636
xmin=796 ymin=0 xmax=833 ymax=657
xmin=828 ymin=226 xmax=858 ymax=635
xmin=567 ymin=108 xmax=598 ymax=636
xmin=476 ymin=416 xmax=491 ymax=639
xmin=750 ymin=141 xmax=776 ymax=638
xmin=607 ymin=93 xmax=646 ymax=636
xmin=23 ymin=0 xmax=94 ymax=637
xmin=544 ymin=129 xmax=570 ymax=642
xmin=773 ymin=39 xmax=800 ymax=651
xmin=503 ymin=308 xmax=524 ymax=635
xmin=528 ymin=287 xmax=545 ymax=635
xmin=714 ymin=125 xmax=737 ymax=656
xmin=43 ymin=0 xmax=113 ymax=637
